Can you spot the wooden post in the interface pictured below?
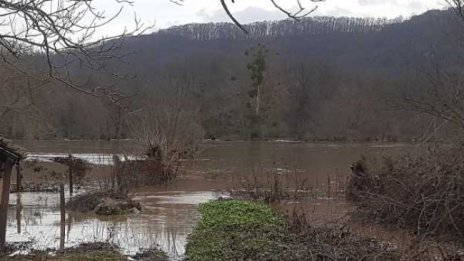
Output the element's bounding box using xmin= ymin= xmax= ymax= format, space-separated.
xmin=67 ymin=213 xmax=72 ymax=241
xmin=16 ymin=161 xmax=21 ymax=193
xmin=0 ymin=160 xmax=14 ymax=249
xmin=113 ymin=155 xmax=121 ymax=192
xmin=68 ymin=154 xmax=73 ymax=196
xmin=0 ymin=161 xmax=3 ymax=197
xmin=59 ymin=184 xmax=65 ymax=252
xmin=0 ymin=137 xmax=26 ymax=249
xmin=16 ymin=192 xmax=22 ymax=234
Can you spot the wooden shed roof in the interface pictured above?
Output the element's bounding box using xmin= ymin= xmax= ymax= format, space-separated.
xmin=0 ymin=137 xmax=27 ymax=161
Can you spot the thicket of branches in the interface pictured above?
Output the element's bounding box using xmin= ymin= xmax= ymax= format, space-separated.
xmin=0 ymin=0 xmax=148 ymax=96
xmin=347 ymin=147 xmax=464 ymax=241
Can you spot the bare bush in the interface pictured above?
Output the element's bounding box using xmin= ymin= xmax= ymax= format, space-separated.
xmin=347 ymin=147 xmax=464 ymax=241
xmin=112 ymin=156 xmax=173 ymax=194
xmin=289 ymin=209 xmax=464 ymax=261
xmin=282 ymin=209 xmax=401 ymax=261
xmin=128 ymin=78 xmax=204 ymax=184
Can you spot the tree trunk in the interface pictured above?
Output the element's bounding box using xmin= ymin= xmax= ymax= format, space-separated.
xmin=0 ymin=161 xmax=14 ymax=249
xmin=255 ymin=84 xmax=262 ymax=116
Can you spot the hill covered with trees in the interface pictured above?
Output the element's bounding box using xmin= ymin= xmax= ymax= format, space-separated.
xmin=1 ymin=9 xmax=461 ymax=141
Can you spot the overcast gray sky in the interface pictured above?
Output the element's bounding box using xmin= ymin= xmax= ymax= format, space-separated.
xmin=95 ymin=0 xmax=446 ymax=37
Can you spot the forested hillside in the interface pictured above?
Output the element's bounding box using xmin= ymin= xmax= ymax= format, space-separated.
xmin=1 ymin=9 xmax=460 ymax=141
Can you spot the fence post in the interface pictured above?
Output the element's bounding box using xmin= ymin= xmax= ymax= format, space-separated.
xmin=60 ymin=184 xmax=66 ymax=252
xmin=16 ymin=192 xmax=22 ymax=234
xmin=0 ymin=160 xmax=14 ymax=249
xmin=68 ymin=154 xmax=73 ymax=196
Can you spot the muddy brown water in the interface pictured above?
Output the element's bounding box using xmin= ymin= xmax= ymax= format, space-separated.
xmin=8 ymin=140 xmax=418 ymax=260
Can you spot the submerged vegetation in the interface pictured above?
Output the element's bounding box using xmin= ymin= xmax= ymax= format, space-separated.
xmin=347 ymin=146 xmax=464 ymax=241
xmin=230 ymin=166 xmax=347 ymax=203
xmin=345 ymin=145 xmax=464 ymax=260
xmin=66 ymin=191 xmax=143 ymax=215
xmin=111 ymin=156 xmax=178 ymax=194
xmin=185 ymin=200 xmax=400 ymax=261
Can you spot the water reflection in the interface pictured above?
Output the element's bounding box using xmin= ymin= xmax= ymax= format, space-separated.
xmin=26 ymin=153 xmax=145 ymax=166
xmin=7 ymin=190 xmax=217 ymax=260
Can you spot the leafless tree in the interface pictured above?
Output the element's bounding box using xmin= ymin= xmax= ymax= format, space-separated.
xmin=0 ymin=65 xmax=54 ymax=138
xmin=448 ymin=0 xmax=464 ymax=21
xmin=403 ymin=57 xmax=464 ymax=130
xmin=128 ymin=76 xmax=203 ymax=176
xmin=175 ymin=0 xmax=323 ymax=33
xmin=386 ymin=3 xmax=464 ymax=141
xmin=222 ymin=0 xmax=323 ymax=33
xmin=400 ymin=2 xmax=464 ymax=135
xmin=0 ymin=0 xmax=149 ymax=99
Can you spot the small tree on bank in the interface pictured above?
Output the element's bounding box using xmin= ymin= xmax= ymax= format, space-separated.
xmin=245 ymin=44 xmax=268 ymax=139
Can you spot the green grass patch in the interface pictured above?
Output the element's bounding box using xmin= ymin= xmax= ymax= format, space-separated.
xmin=185 ymin=199 xmax=401 ymax=261
xmin=185 ymin=200 xmax=288 ymax=261
xmin=196 ymin=200 xmax=285 ymax=229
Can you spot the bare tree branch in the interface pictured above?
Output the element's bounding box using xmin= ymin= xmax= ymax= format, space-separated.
xmin=219 ymin=0 xmax=324 ymax=33
xmin=0 ymin=0 xmax=151 ymax=99
xmin=402 ymin=52 xmax=464 ymax=130
xmin=447 ymin=0 xmax=464 ymax=22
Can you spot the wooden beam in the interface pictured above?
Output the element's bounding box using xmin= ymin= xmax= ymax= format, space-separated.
xmin=0 ymin=160 xmax=14 ymax=249
xmin=16 ymin=161 xmax=22 ymax=193
xmin=0 ymin=137 xmax=27 ymax=161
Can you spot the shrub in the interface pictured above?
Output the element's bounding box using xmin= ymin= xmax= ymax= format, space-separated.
xmin=185 ymin=200 xmax=286 ymax=261
xmin=347 ymin=146 xmax=464 ymax=240
xmin=112 ymin=157 xmax=174 ymax=194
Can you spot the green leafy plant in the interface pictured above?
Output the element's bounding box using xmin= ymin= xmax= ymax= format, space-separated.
xmin=185 ymin=200 xmax=287 ymax=261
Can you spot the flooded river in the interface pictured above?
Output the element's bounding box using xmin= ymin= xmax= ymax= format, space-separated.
xmin=8 ymin=141 xmax=417 ymax=260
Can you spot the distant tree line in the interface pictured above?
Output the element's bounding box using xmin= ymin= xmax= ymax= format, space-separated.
xmin=160 ymin=16 xmax=399 ymax=41
xmin=0 ymin=10 xmax=461 ymax=142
